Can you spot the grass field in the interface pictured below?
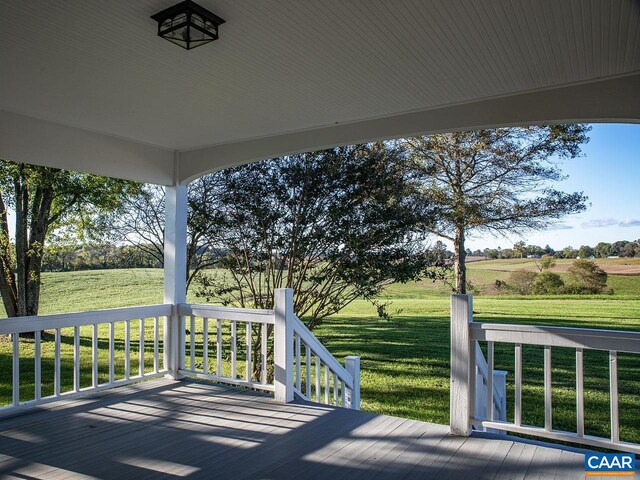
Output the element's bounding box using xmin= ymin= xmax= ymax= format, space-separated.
xmin=1 ymin=260 xmax=639 ymax=445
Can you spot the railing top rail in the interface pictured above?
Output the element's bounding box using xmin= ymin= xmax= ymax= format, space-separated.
xmin=179 ymin=304 xmax=275 ymax=324
xmin=0 ymin=304 xmax=171 ymax=335
xmin=470 ymin=322 xmax=640 ymax=354
xmin=292 ymin=314 xmax=354 ymax=388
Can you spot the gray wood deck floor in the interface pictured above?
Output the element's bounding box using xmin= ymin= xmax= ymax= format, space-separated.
xmin=0 ymin=378 xmax=589 ymax=479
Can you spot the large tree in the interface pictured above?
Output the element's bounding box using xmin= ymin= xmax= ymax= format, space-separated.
xmin=0 ymin=161 xmax=139 ymax=317
xmin=194 ymin=143 xmax=444 ymax=329
xmin=405 ymin=125 xmax=590 ymax=293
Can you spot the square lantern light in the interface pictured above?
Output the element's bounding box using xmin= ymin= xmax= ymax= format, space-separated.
xmin=151 ymin=0 xmax=225 ymax=50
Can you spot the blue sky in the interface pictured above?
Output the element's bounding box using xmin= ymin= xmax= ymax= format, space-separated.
xmin=465 ymin=123 xmax=640 ymax=251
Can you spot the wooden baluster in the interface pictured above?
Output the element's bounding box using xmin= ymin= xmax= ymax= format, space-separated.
xmin=216 ymin=319 xmax=222 ymax=376
xmin=246 ymin=322 xmax=252 ymax=381
xmin=576 ymin=348 xmax=584 ymax=437
xmin=610 ymin=350 xmax=619 ymax=443
xmin=515 ymin=343 xmax=522 ymax=427
xmin=73 ymin=326 xmax=80 ymax=392
xmin=544 ymin=346 xmax=552 ymax=431
xmin=125 ymin=320 xmax=131 ymax=380
xmin=35 ymin=330 xmax=41 ymax=401
xmin=109 ymin=322 xmax=115 ymax=383
xmin=203 ymin=318 xmax=209 ymax=374
xmin=487 ymin=341 xmax=494 ymax=421
xmin=154 ymin=317 xmax=159 ymax=373
xmin=324 ymin=367 xmax=330 ymax=404
xmin=139 ymin=318 xmax=145 ymax=376
xmin=231 ymin=321 xmax=237 ymax=379
xmin=315 ymin=355 xmax=321 ymax=403
xmin=92 ymin=324 xmax=99 ymax=387
xmin=341 ymin=380 xmax=345 ymax=407
xmin=306 ymin=345 xmax=311 ymax=399
xmin=12 ymin=332 xmax=19 ymax=406
xmin=55 ymin=328 xmax=61 ymax=396
xmin=295 ymin=335 xmax=301 ymax=392
xmin=261 ymin=323 xmax=267 ymax=385
xmin=333 ymin=374 xmax=338 ymax=406
xmin=190 ymin=316 xmax=196 ymax=371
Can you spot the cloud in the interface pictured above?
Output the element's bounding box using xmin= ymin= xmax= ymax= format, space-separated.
xmin=619 ymin=219 xmax=640 ymax=227
xmin=547 ymin=223 xmax=574 ymax=230
xmin=581 ymin=218 xmax=618 ymax=228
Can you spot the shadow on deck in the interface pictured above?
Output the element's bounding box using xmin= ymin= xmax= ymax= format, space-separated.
xmin=0 ymin=378 xmax=587 ymax=479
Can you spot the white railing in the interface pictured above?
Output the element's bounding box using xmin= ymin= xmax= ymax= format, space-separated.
xmin=473 ymin=343 xmax=507 ymax=425
xmin=178 ymin=288 xmax=360 ymax=409
xmin=0 ymin=304 xmax=171 ymax=415
xmin=0 ymin=289 xmax=359 ymax=415
xmin=177 ymin=303 xmax=276 ymax=392
xmin=451 ymin=294 xmax=640 ymax=454
xmin=291 ymin=314 xmax=360 ymax=409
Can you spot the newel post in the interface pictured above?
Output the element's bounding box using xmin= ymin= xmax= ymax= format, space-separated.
xmin=163 ymin=183 xmax=187 ymax=380
xmin=274 ymin=288 xmax=294 ymax=403
xmin=450 ymin=294 xmax=474 ymax=436
xmin=345 ymin=356 xmax=361 ymax=410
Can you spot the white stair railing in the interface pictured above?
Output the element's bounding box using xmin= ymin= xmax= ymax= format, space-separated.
xmin=474 ymin=342 xmax=507 ymax=426
xmin=273 ymin=288 xmax=360 ymax=409
xmin=0 ymin=304 xmax=171 ymax=416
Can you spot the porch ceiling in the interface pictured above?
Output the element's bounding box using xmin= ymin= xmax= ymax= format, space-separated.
xmin=1 ymin=0 xmax=639 ymax=184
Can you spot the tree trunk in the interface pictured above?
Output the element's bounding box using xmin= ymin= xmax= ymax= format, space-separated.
xmin=454 ymin=225 xmax=466 ymax=294
xmin=0 ymin=193 xmax=18 ymax=317
xmin=15 ymin=178 xmax=28 ymax=316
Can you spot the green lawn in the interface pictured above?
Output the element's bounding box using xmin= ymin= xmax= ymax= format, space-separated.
xmin=1 ymin=264 xmax=639 ymax=446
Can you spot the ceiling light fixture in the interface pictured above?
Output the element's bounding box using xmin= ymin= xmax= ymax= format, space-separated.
xmin=151 ymin=0 xmax=225 ymax=50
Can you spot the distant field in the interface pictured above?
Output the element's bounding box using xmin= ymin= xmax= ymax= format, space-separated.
xmin=0 ymin=265 xmax=638 ymax=446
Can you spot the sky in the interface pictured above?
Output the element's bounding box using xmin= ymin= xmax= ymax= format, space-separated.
xmin=463 ymin=123 xmax=640 ymax=252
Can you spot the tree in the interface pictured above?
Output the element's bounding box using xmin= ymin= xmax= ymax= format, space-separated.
xmin=594 ymin=242 xmax=612 ymax=258
xmin=405 ymin=125 xmax=589 ymax=293
xmin=194 ymin=143 xmax=443 ymax=330
xmin=508 ymin=270 xmax=537 ymax=295
xmin=0 ymin=161 xmax=139 ymax=317
xmin=561 ymin=246 xmax=578 ymax=259
xmin=537 ymin=255 xmax=556 ymax=271
xmin=565 ymin=259 xmax=608 ymax=294
xmin=534 ymin=271 xmax=564 ymax=294
xmin=578 ymin=245 xmax=595 ymax=259
xmin=513 ymin=241 xmax=527 ymax=259
xmin=112 ymin=175 xmax=224 ymax=289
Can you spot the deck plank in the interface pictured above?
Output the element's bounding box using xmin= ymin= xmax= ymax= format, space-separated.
xmin=0 ymin=379 xmax=589 ymax=479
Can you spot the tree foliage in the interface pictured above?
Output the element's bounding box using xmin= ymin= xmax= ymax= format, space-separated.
xmin=0 ymin=161 xmax=139 ymax=317
xmin=566 ymin=259 xmax=609 ymax=294
xmin=405 ymin=125 xmax=590 ymax=293
xmin=194 ymin=143 xmax=445 ymax=330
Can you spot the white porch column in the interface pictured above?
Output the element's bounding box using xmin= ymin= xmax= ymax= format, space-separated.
xmin=450 ymin=294 xmax=474 ymax=436
xmin=273 ymin=288 xmax=294 ymax=403
xmin=164 ymin=184 xmax=188 ymax=379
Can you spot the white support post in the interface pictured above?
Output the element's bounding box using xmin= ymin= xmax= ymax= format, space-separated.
xmin=273 ymin=288 xmax=294 ymax=403
xmin=345 ymin=356 xmax=361 ymax=410
xmin=450 ymin=294 xmax=474 ymax=436
xmin=164 ymin=182 xmax=188 ymax=380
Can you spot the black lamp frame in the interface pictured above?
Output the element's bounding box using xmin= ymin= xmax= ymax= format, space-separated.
xmin=151 ymin=0 xmax=225 ymax=50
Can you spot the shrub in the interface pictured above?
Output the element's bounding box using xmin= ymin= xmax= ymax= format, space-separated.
xmin=533 ymin=271 xmax=565 ymax=294
xmin=565 ymin=259 xmax=609 ymax=294
xmin=508 ymin=270 xmax=538 ymax=295
xmin=538 ymin=255 xmax=556 ymax=271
